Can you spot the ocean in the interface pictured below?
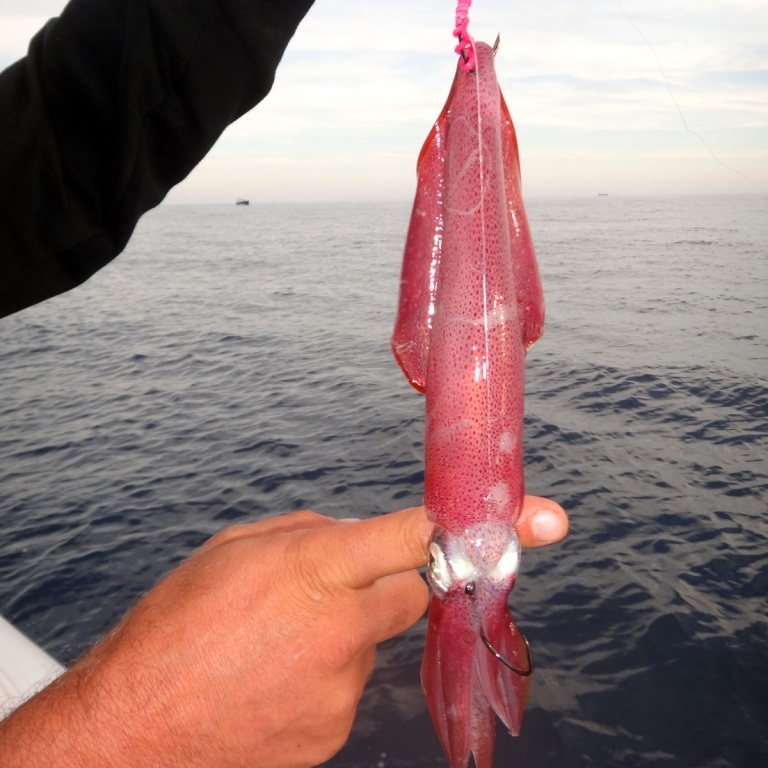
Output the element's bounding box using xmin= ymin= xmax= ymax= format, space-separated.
xmin=0 ymin=195 xmax=765 ymax=767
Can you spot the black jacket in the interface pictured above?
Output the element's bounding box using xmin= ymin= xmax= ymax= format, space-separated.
xmin=0 ymin=0 xmax=315 ymax=318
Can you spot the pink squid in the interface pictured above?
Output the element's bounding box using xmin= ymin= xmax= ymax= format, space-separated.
xmin=392 ymin=41 xmax=544 ymax=768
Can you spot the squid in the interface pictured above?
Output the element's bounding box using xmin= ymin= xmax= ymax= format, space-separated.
xmin=392 ymin=41 xmax=544 ymax=768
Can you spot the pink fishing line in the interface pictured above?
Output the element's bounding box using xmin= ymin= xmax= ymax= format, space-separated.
xmin=453 ymin=0 xmax=475 ymax=71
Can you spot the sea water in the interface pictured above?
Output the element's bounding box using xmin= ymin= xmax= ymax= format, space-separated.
xmin=0 ymin=195 xmax=765 ymax=767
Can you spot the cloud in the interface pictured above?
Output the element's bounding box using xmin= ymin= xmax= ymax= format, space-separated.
xmin=1 ymin=0 xmax=766 ymax=199
xmin=0 ymin=16 xmax=50 ymax=68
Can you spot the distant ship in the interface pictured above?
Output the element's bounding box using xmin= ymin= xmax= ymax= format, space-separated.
xmin=597 ymin=193 xmax=608 ymax=196
xmin=236 ymin=198 xmax=250 ymax=205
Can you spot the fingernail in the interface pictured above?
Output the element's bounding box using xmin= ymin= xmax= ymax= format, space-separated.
xmin=531 ymin=510 xmax=563 ymax=543
xmin=339 ymin=517 xmax=361 ymax=523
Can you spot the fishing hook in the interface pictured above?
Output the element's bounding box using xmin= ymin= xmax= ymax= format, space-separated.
xmin=463 ymin=580 xmax=534 ymax=676
xmin=480 ymin=627 xmax=535 ymax=677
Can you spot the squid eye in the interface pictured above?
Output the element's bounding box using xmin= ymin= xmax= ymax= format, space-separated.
xmin=427 ymin=541 xmax=452 ymax=596
xmin=427 ymin=527 xmax=479 ymax=597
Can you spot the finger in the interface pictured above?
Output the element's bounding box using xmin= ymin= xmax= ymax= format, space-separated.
xmin=200 ymin=509 xmax=338 ymax=553
xmin=355 ymin=570 xmax=429 ymax=645
xmin=312 ymin=506 xmax=434 ymax=590
xmin=516 ymin=495 xmax=569 ymax=548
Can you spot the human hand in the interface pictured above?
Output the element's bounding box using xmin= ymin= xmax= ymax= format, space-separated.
xmin=0 ymin=497 xmax=567 ymax=768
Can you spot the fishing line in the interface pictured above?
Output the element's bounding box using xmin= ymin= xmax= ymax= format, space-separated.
xmin=615 ymin=0 xmax=765 ymax=193
xmin=454 ymin=0 xmax=476 ymax=71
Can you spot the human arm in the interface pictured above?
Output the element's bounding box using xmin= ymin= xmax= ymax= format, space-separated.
xmin=0 ymin=0 xmax=315 ymax=319
xmin=0 ymin=499 xmax=567 ymax=768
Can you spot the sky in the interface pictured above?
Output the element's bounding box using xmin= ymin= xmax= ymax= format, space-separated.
xmin=1 ymin=0 xmax=766 ymax=202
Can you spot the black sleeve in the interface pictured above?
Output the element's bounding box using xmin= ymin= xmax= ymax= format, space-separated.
xmin=0 ymin=0 xmax=315 ymax=319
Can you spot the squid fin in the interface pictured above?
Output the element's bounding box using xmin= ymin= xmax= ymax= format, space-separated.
xmin=392 ymin=62 xmax=465 ymax=392
xmin=500 ymin=92 xmax=544 ymax=352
